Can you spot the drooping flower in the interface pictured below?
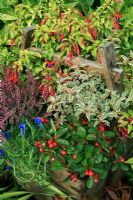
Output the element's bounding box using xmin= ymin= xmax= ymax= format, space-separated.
xmin=113 ymin=10 xmax=124 ymax=30
xmin=34 ymin=117 xmax=43 ymax=128
xmin=11 ymin=38 xmax=15 ymax=47
xmin=19 ymin=123 xmax=26 ymax=136
xmin=0 ymin=149 xmax=5 ymax=157
xmin=5 ymin=165 xmax=13 ymax=171
xmin=4 ymin=131 xmax=10 ymax=140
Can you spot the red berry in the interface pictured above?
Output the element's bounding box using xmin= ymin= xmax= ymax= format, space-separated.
xmin=34 ymin=141 xmax=41 ymax=147
xmin=82 ymin=119 xmax=88 ymax=125
xmin=119 ymin=156 xmax=125 ymax=163
xmin=61 ymin=150 xmax=67 ymax=156
xmin=71 ymin=174 xmax=77 ymax=182
xmin=94 ymin=175 xmax=99 ymax=183
xmin=53 ymin=135 xmax=56 ymax=140
xmin=50 ymin=157 xmax=55 ymax=161
xmin=48 ymin=140 xmax=52 ymax=145
xmin=95 ymin=142 xmax=99 ymax=147
xmin=85 ymin=169 xmax=94 ymax=177
xmin=39 ymin=147 xmax=44 ymax=153
xmin=53 ymin=142 xmax=57 ymax=147
xmin=72 ymin=154 xmax=77 ymax=160
xmin=49 ymin=144 xmax=54 ymax=149
xmin=106 ymin=138 xmax=111 ymax=144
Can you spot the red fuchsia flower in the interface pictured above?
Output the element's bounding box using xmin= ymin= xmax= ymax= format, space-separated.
xmin=40 ymin=17 xmax=48 ymax=26
xmin=40 ymin=84 xmax=49 ymax=100
xmin=113 ymin=10 xmax=124 ymax=30
xmin=8 ymin=67 xmax=18 ymax=84
xmin=46 ymin=60 xmax=55 ymax=68
xmin=81 ymin=39 xmax=85 ymax=47
xmin=84 ymin=17 xmax=90 ymax=26
xmin=49 ymin=88 xmax=55 ymax=96
xmin=11 ymin=38 xmax=15 ymax=47
xmin=85 ymin=169 xmax=94 ymax=177
xmin=88 ymin=28 xmax=97 ymax=40
xmin=60 ymin=12 xmax=65 ymax=21
xmin=42 ymin=36 xmax=46 ymax=44
xmin=69 ymin=24 xmax=72 ymax=34
xmin=68 ymin=48 xmax=73 ymax=60
xmin=60 ymin=33 xmax=64 ymax=41
xmin=39 ymin=117 xmax=49 ymax=123
xmin=77 ymin=10 xmax=84 ymax=17
xmin=73 ymin=43 xmax=80 ymax=55
xmin=65 ymin=59 xmax=73 ymax=67
xmin=46 ymin=74 xmax=51 ymax=82
xmin=49 ymin=32 xmax=56 ymax=36
xmin=59 ymin=69 xmax=63 ymax=76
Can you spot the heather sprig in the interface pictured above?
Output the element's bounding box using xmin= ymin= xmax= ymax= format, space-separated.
xmin=0 ymin=69 xmax=44 ymax=131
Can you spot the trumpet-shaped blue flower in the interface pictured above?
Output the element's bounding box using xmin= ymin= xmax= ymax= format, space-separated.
xmin=5 ymin=165 xmax=13 ymax=171
xmin=4 ymin=131 xmax=10 ymax=140
xmin=19 ymin=123 xmax=26 ymax=136
xmin=0 ymin=149 xmax=5 ymax=157
xmin=34 ymin=117 xmax=43 ymax=128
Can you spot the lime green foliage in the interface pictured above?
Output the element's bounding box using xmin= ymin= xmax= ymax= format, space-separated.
xmin=126 ymin=157 xmax=133 ymax=171
xmin=0 ymin=0 xmax=132 ymax=88
xmin=47 ymin=66 xmax=133 ymax=125
xmin=118 ymin=110 xmax=133 ymax=137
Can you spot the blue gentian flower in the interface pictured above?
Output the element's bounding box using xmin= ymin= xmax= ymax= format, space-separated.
xmin=5 ymin=165 xmax=13 ymax=171
xmin=19 ymin=123 xmax=26 ymax=136
xmin=0 ymin=149 xmax=5 ymax=157
xmin=34 ymin=117 xmax=43 ymax=128
xmin=4 ymin=131 xmax=10 ymax=140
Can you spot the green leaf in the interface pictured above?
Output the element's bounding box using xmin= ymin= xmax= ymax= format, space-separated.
xmin=111 ymin=162 xmax=119 ymax=171
xmin=88 ymin=127 xmax=97 ymax=134
xmin=105 ymin=131 xmax=115 ymax=138
xmin=57 ymin=128 xmax=68 ymax=137
xmin=51 ymin=161 xmax=64 ymax=171
xmin=0 ymin=13 xmax=17 ymax=21
xmin=43 ymin=156 xmax=50 ymax=163
xmin=86 ymin=134 xmax=96 ymax=141
xmin=120 ymin=163 xmax=129 ymax=171
xmin=125 ymin=157 xmax=133 ymax=164
xmin=56 ymin=139 xmax=69 ymax=146
xmin=128 ymin=124 xmax=133 ymax=133
xmin=50 ymin=120 xmax=56 ymax=133
xmin=76 ymin=127 xmax=86 ymax=138
xmin=17 ymin=194 xmax=33 ymax=200
xmin=86 ymin=177 xmax=94 ymax=188
xmin=0 ymin=192 xmax=29 ymax=200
